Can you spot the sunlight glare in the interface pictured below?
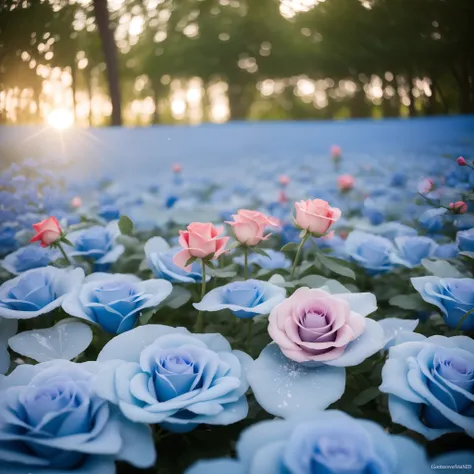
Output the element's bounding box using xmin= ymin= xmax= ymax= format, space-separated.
xmin=47 ymin=109 xmax=74 ymax=130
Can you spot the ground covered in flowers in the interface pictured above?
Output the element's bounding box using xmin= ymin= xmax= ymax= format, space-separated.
xmin=1 ymin=119 xmax=474 ymax=473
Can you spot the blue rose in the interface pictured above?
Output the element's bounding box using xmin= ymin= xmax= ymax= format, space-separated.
xmin=233 ymin=249 xmax=291 ymax=271
xmin=376 ymin=222 xmax=417 ymax=240
xmin=144 ymin=236 xmax=210 ymax=284
xmin=380 ymin=334 xmax=474 ymax=439
xmin=419 ymin=208 xmax=446 ymax=233
xmin=1 ymin=244 xmax=58 ymax=275
xmin=0 ymin=317 xmax=17 ymax=374
xmin=62 ymin=273 xmax=172 ymax=334
xmin=0 ymin=267 xmax=85 ymax=320
xmin=0 ymin=225 xmax=17 ymax=256
xmin=97 ymin=204 xmax=120 ymax=221
xmin=411 ymin=277 xmax=474 ymax=330
xmin=67 ymin=221 xmax=124 ymax=264
xmin=185 ymin=410 xmax=430 ymax=474
xmin=390 ymin=172 xmax=407 ymax=187
xmin=456 ymin=228 xmax=474 ymax=253
xmin=194 ymin=279 xmax=286 ymax=319
xmin=0 ymin=360 xmax=155 ymax=473
xmin=434 ymin=243 xmax=458 ymax=259
xmin=363 ymin=205 xmax=385 ymax=225
xmin=95 ymin=325 xmax=251 ymax=432
xmin=391 ymin=236 xmax=438 ymax=268
xmin=345 ymin=231 xmax=395 ymax=274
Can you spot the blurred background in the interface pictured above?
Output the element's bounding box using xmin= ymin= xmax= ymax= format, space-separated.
xmin=0 ymin=0 xmax=473 ymax=128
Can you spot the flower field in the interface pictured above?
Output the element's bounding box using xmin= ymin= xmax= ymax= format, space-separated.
xmin=1 ymin=119 xmax=474 ymax=473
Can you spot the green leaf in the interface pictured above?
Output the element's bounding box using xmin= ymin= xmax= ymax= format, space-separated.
xmin=389 ymin=294 xmax=422 ymax=310
xmin=208 ymin=268 xmax=237 ymax=278
xmin=228 ymin=241 xmax=241 ymax=250
xmin=281 ymin=242 xmax=299 ymax=252
xmin=118 ymin=215 xmax=134 ymax=236
xmin=421 ymin=259 xmax=462 ymax=278
xmin=353 ymin=387 xmax=380 ymax=406
xmin=459 ymin=251 xmax=474 ymax=259
xmin=316 ymin=253 xmax=355 ymax=280
xmin=252 ymin=247 xmax=271 ymax=258
xmin=139 ymin=309 xmax=156 ymax=325
xmin=205 ymin=260 xmax=216 ymax=269
xmin=165 ymin=287 xmax=192 ymax=309
xmin=185 ymin=256 xmax=198 ymax=267
xmin=298 ymin=275 xmax=352 ymax=293
xmin=60 ymin=237 xmax=73 ymax=247
xmin=456 ymin=307 xmax=474 ymax=330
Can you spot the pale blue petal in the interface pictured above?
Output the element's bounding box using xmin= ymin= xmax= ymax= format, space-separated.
xmin=380 ymin=359 xmax=425 ymax=403
xmin=249 ymin=440 xmax=286 ymax=474
xmin=8 ymin=320 xmax=93 ymax=363
xmin=144 ymin=236 xmax=170 ymax=254
xmin=237 ymin=419 xmax=292 ymax=471
xmin=247 ymin=343 xmax=345 ymax=418
xmin=97 ymin=244 xmax=125 ymax=264
xmin=325 ymin=318 xmax=385 ymax=367
xmin=97 ymin=324 xmax=191 ymax=362
xmin=387 ymin=395 xmax=455 ymax=440
xmin=390 ymin=436 xmax=431 ymax=474
xmin=333 ymin=292 xmax=377 ymax=317
xmin=193 ymin=333 xmax=232 ymax=352
xmin=379 ymin=318 xmax=419 ymax=348
xmin=116 ymin=416 xmax=156 ymax=468
xmin=185 ymin=459 xmax=245 ymax=474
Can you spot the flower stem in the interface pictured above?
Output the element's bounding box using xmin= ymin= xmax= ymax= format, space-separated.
xmin=57 ymin=241 xmax=73 ymax=266
xmin=195 ymin=260 xmax=206 ymax=333
xmin=243 ymin=246 xmax=249 ymax=279
xmin=290 ymin=232 xmax=309 ymax=280
xmin=245 ymin=319 xmax=253 ymax=352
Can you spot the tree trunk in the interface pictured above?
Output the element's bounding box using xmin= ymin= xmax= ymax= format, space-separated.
xmin=70 ymin=62 xmax=77 ymax=124
xmin=86 ymin=68 xmax=93 ymax=126
xmin=228 ymin=83 xmax=251 ymax=121
xmin=152 ymin=79 xmax=160 ymax=124
xmin=406 ymin=73 xmax=416 ymax=117
xmin=93 ymin=0 xmax=122 ymax=126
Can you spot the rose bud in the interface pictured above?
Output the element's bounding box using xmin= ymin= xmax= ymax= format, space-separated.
xmin=294 ymin=199 xmax=341 ymax=236
xmin=30 ymin=217 xmax=62 ymax=247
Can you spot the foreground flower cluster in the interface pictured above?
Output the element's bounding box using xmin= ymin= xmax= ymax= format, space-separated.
xmin=1 ymin=152 xmax=474 ymax=472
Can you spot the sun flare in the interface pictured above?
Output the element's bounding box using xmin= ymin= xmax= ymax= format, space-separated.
xmin=47 ymin=109 xmax=74 ymax=130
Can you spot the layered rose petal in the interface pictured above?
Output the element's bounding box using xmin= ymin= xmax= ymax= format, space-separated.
xmin=174 ymin=223 xmax=229 ymax=270
xmin=226 ymin=209 xmax=279 ymax=246
xmin=268 ymin=287 xmax=375 ymax=364
xmin=30 ymin=216 xmax=62 ymax=248
xmin=294 ymin=199 xmax=341 ymax=236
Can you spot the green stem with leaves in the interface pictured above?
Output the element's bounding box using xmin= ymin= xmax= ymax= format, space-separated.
xmin=57 ymin=241 xmax=73 ymax=266
xmin=243 ymin=246 xmax=249 ymax=279
xmin=290 ymin=231 xmax=309 ymax=279
xmin=195 ymin=260 xmax=207 ymax=333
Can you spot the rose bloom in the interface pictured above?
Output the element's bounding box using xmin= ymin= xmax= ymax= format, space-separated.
xmin=331 ymin=145 xmax=341 ymax=157
xmin=172 ymin=163 xmax=182 ymax=173
xmin=30 ymin=216 xmax=62 ymax=247
xmin=226 ymin=209 xmax=279 ymax=246
xmin=278 ymin=174 xmax=290 ymax=186
xmin=337 ymin=174 xmax=355 ymax=191
xmin=294 ymin=199 xmax=341 ymax=235
xmin=449 ymin=201 xmax=468 ymax=214
xmin=71 ymin=196 xmax=82 ymax=208
xmin=268 ymin=287 xmax=381 ymax=364
xmin=173 ymin=222 xmax=229 ymax=270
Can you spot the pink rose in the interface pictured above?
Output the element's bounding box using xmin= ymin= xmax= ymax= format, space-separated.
xmin=172 ymin=163 xmax=182 ymax=173
xmin=337 ymin=174 xmax=354 ymax=191
xmin=30 ymin=216 xmax=62 ymax=247
xmin=226 ymin=210 xmax=279 ymax=246
xmin=173 ymin=222 xmax=229 ymax=270
xmin=331 ymin=145 xmax=341 ymax=158
xmin=268 ymin=287 xmax=377 ymax=363
xmin=294 ymin=199 xmax=341 ymax=235
xmin=71 ymin=196 xmax=82 ymax=208
xmin=278 ymin=175 xmax=290 ymax=186
xmin=449 ymin=201 xmax=468 ymax=214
